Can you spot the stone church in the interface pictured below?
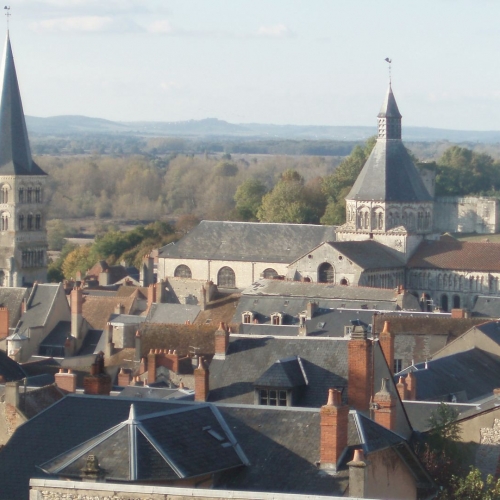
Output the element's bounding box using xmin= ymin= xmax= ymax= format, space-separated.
xmin=0 ymin=34 xmax=48 ymax=286
xmin=157 ymin=84 xmax=500 ymax=313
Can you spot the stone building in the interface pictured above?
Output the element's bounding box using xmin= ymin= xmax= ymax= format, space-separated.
xmin=0 ymin=34 xmax=48 ymax=286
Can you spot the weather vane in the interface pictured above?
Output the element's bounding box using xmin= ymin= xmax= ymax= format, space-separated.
xmin=384 ymin=57 xmax=392 ymax=84
xmin=4 ymin=6 xmax=10 ymax=31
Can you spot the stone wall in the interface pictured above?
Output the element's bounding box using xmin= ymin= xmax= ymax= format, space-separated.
xmin=434 ymin=196 xmax=499 ymax=234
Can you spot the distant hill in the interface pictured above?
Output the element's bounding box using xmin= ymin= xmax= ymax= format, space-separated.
xmin=25 ymin=115 xmax=500 ymax=143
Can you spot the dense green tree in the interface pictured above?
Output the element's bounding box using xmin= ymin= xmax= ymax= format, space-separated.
xmin=62 ymin=245 xmax=95 ymax=280
xmin=439 ymin=467 xmax=500 ymax=500
xmin=234 ymin=178 xmax=267 ymax=220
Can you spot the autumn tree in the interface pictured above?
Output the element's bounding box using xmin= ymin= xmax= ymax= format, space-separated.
xmin=234 ymin=178 xmax=267 ymax=221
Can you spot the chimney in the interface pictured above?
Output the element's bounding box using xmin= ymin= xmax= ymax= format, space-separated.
xmin=348 ymin=327 xmax=372 ymax=412
xmin=156 ymin=279 xmax=164 ymax=304
xmin=21 ymin=298 xmax=26 ymax=314
xmin=406 ymin=372 xmax=417 ymax=401
xmin=5 ymin=380 xmax=20 ymax=408
xmin=451 ymin=308 xmax=466 ymax=319
xmin=298 ymin=313 xmax=308 ymax=336
xmin=306 ymin=301 xmax=318 ymax=320
xmin=55 ymin=368 xmax=77 ymax=393
xmin=379 ymin=321 xmax=394 ymax=375
xmin=83 ymin=352 xmax=112 ymax=396
xmin=147 ymin=349 xmax=157 ymax=385
xmin=134 ymin=331 xmax=142 ymax=363
xmin=214 ymin=322 xmax=229 ymax=359
xmin=71 ymin=287 xmax=83 ymax=340
xmin=372 ymin=378 xmax=396 ymax=431
xmin=114 ymin=303 xmax=125 ymax=315
xmin=147 ymin=284 xmax=156 ymax=311
xmin=200 ymin=285 xmax=207 ymax=311
xmin=118 ymin=368 xmax=132 ymax=387
xmin=319 ymin=388 xmax=349 ymax=471
xmin=396 ymin=376 xmax=407 ymax=401
xmin=0 ymin=307 xmax=9 ymax=338
xmin=194 ymin=356 xmax=209 ymax=402
xmin=347 ymin=449 xmax=368 ymax=498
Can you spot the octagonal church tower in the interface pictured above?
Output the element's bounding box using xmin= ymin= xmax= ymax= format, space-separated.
xmin=336 ymin=84 xmax=434 ymax=262
xmin=0 ymin=33 xmax=48 ymax=286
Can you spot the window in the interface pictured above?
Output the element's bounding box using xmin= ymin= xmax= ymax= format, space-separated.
xmin=262 ymin=268 xmax=278 ymax=279
xmin=35 ymin=187 xmax=41 ymax=203
xmin=394 ymin=359 xmax=403 ymax=374
xmin=0 ymin=185 xmax=8 ymax=204
xmin=218 ymin=266 xmax=235 ymax=288
xmin=259 ymin=389 xmax=288 ymax=406
xmin=378 ymin=212 xmax=383 ymax=229
xmin=174 ymin=264 xmax=192 ymax=279
xmin=18 ymin=214 xmax=24 ymax=230
xmin=18 ymin=188 xmax=23 ymax=203
xmin=318 ymin=262 xmax=334 ymax=283
xmin=243 ymin=313 xmax=252 ymax=324
xmin=27 ymin=187 xmax=32 ymax=203
xmin=271 ymin=313 xmax=282 ymax=325
xmin=1 ymin=213 xmax=7 ymax=231
xmin=27 ymin=214 xmax=33 ymax=230
xmin=35 ymin=214 xmax=41 ymax=230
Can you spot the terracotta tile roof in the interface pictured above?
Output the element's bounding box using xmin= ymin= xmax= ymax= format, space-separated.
xmin=194 ymin=292 xmax=240 ymax=328
xmin=139 ymin=323 xmax=217 ymax=357
xmin=408 ymin=239 xmax=500 ymax=272
xmin=82 ymin=295 xmax=135 ymax=330
xmin=115 ymin=285 xmax=148 ymax=299
xmin=373 ymin=314 xmax=485 ymax=339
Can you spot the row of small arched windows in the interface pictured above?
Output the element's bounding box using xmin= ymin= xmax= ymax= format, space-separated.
xmin=18 ymin=187 xmax=43 ymax=204
xmin=347 ymin=206 xmax=431 ymax=231
xmin=410 ymin=272 xmax=499 ymax=293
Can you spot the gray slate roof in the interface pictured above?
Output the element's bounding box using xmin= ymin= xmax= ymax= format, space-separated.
xmin=158 ymin=221 xmax=336 ymax=263
xmin=472 ymin=296 xmax=500 ymax=318
xmin=326 ymin=240 xmax=405 ymax=269
xmin=208 ymin=336 xmax=348 ymax=406
xmin=254 ymin=356 xmax=307 ymax=388
xmin=38 ymin=321 xmax=71 ymax=357
xmin=347 ymin=139 xmax=432 ymax=202
xmin=397 ymin=348 xmax=500 ymax=403
xmin=0 ymin=347 xmax=26 ymax=381
xmin=378 ymin=84 xmax=402 ymax=119
xmin=147 ymin=303 xmax=201 ymax=325
xmin=0 ymin=35 xmax=45 ymax=176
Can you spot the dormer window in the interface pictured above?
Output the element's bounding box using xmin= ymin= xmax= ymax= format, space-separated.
xmin=270 ymin=312 xmax=283 ymax=325
xmin=242 ymin=311 xmax=254 ymax=324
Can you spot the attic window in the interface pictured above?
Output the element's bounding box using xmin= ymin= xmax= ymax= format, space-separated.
xmin=205 ymin=319 xmax=212 ymax=324
xmin=317 ymin=322 xmax=325 ymax=329
xmin=259 ymin=389 xmax=288 ymax=406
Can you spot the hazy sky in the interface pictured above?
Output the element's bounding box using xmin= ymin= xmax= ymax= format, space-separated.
xmin=7 ymin=0 xmax=500 ymax=130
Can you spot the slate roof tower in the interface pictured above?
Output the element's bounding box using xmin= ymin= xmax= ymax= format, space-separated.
xmin=0 ymin=33 xmax=48 ymax=286
xmin=337 ymin=84 xmax=434 ymax=262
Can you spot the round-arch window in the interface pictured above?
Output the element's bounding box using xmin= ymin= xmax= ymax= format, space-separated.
xmin=340 ymin=278 xmax=348 ymax=286
xmin=263 ymin=268 xmax=278 ymax=279
xmin=174 ymin=265 xmax=192 ymax=279
xmin=218 ymin=266 xmax=236 ymax=288
xmin=318 ymin=263 xmax=334 ymax=284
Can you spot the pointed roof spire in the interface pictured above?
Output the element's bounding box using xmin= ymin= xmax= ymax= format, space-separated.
xmin=0 ymin=33 xmax=44 ymax=175
xmin=378 ymin=84 xmax=402 ymax=119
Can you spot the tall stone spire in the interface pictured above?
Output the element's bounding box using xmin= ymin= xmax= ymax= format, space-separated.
xmin=0 ymin=33 xmax=43 ymax=175
xmin=377 ymin=84 xmax=402 ymax=140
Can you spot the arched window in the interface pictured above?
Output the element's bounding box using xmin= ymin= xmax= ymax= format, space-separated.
xmin=1 ymin=213 xmax=7 ymax=231
xmin=27 ymin=187 xmax=32 ymax=203
xmin=318 ymin=262 xmax=334 ymax=283
xmin=438 ymin=274 xmax=443 ymax=289
xmin=388 ymin=212 xmax=393 ymax=228
xmin=378 ymin=212 xmax=383 ymax=229
xmin=18 ymin=214 xmax=24 ymax=230
xmin=35 ymin=187 xmax=42 ymax=203
xmin=408 ymin=212 xmax=414 ymax=229
xmin=27 ymin=214 xmax=33 ymax=230
xmin=0 ymin=185 xmax=8 ymax=204
xmin=18 ymin=187 xmax=24 ymax=203
xmin=364 ymin=212 xmax=369 ymax=229
xmin=340 ymin=278 xmax=348 ymax=286
xmin=263 ymin=268 xmax=278 ymax=279
xmin=174 ymin=265 xmax=192 ymax=279
xmin=441 ymin=294 xmax=449 ymax=312
xmin=35 ymin=214 xmax=41 ymax=230
xmin=394 ymin=212 xmax=400 ymax=226
xmin=453 ymin=295 xmax=461 ymax=309
xmin=218 ymin=266 xmax=235 ymax=287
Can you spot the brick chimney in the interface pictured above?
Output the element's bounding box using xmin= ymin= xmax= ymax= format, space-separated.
xmin=147 ymin=348 xmax=157 ymax=385
xmin=135 ymin=330 xmax=142 ymax=363
xmin=118 ymin=368 xmax=132 ymax=387
xmin=83 ymin=352 xmax=112 ymax=396
xmin=348 ymin=326 xmax=372 ymax=412
xmin=194 ymin=356 xmax=209 ymax=402
xmin=379 ymin=321 xmax=394 ymax=375
xmin=147 ymin=284 xmax=156 ymax=311
xmin=0 ymin=307 xmax=9 ymax=339
xmin=406 ymin=372 xmax=417 ymax=401
xmin=71 ymin=287 xmax=83 ymax=340
xmin=396 ymin=376 xmax=407 ymax=401
xmin=306 ymin=301 xmax=318 ymax=320
xmin=347 ymin=449 xmax=368 ymax=498
xmin=214 ymin=322 xmax=229 ymax=359
xmin=320 ymin=388 xmax=349 ymax=471
xmin=55 ymin=368 xmax=77 ymax=393
xmin=372 ymin=378 xmax=396 ymax=431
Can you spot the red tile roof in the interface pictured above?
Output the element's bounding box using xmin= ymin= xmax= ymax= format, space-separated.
xmin=408 ymin=239 xmax=500 ymax=272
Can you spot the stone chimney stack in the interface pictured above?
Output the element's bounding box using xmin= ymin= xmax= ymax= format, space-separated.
xmin=134 ymin=331 xmax=142 ymax=363
xmin=306 ymin=301 xmax=318 ymax=320
xmin=147 ymin=348 xmax=157 ymax=385
xmin=372 ymin=378 xmax=396 ymax=431
xmin=5 ymin=380 xmax=20 ymax=408
xmin=194 ymin=356 xmax=209 ymax=402
xmin=71 ymin=287 xmax=83 ymax=340
xmin=379 ymin=321 xmax=394 ymax=375
xmin=55 ymin=368 xmax=77 ymax=393
xmin=348 ymin=326 xmax=372 ymax=412
xmin=347 ymin=449 xmax=368 ymax=498
xmin=214 ymin=322 xmax=229 ymax=359
xmin=406 ymin=372 xmax=417 ymax=401
xmin=156 ymin=279 xmax=164 ymax=304
xmin=396 ymin=376 xmax=407 ymax=401
xmin=320 ymin=388 xmax=349 ymax=471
